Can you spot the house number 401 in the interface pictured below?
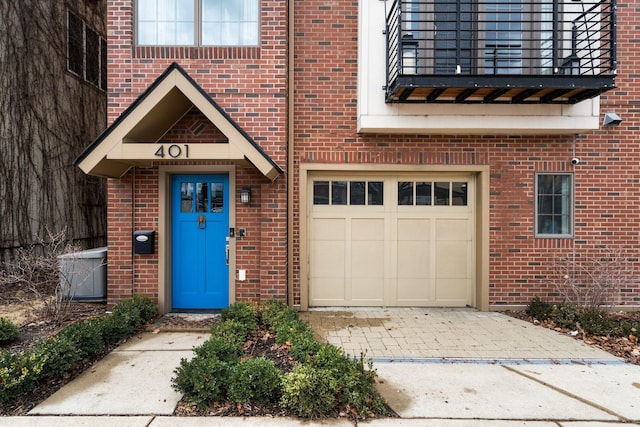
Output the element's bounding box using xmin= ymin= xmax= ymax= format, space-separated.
xmin=154 ymin=144 xmax=189 ymax=159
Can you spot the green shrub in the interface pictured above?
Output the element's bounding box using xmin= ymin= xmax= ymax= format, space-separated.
xmin=289 ymin=331 xmax=322 ymax=363
xmin=91 ymin=314 xmax=135 ymax=346
xmin=280 ymin=365 xmax=338 ymax=418
xmin=33 ymin=335 xmax=83 ymax=378
xmin=337 ymin=354 xmax=387 ymax=416
xmin=0 ymin=317 xmax=19 ymax=345
xmin=220 ymin=302 xmax=258 ymax=332
xmin=172 ymin=356 xmax=231 ymax=407
xmin=579 ymin=309 xmax=617 ymax=336
xmin=57 ymin=320 xmax=104 ymax=358
xmin=526 ymin=297 xmax=553 ymax=321
xmin=210 ymin=318 xmax=252 ymax=345
xmin=621 ymin=320 xmax=640 ymax=338
xmin=276 ymin=319 xmax=321 ymax=362
xmin=111 ymin=295 xmax=158 ymax=328
xmin=309 ymin=344 xmax=349 ymax=372
xmin=0 ymin=351 xmax=44 ymax=401
xmin=228 ymin=357 xmax=282 ymax=403
xmin=309 ymin=345 xmax=387 ymax=416
xmin=194 ymin=335 xmax=242 ymax=364
xmin=260 ymin=300 xmax=298 ymax=329
xmin=551 ymin=302 xmax=580 ymax=329
xmin=275 ymin=319 xmax=312 ymax=346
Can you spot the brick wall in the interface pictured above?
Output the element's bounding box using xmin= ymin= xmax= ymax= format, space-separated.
xmin=105 ymin=0 xmax=640 ymax=309
xmin=105 ymin=1 xmax=288 ymax=307
xmin=293 ymin=1 xmax=640 ymax=307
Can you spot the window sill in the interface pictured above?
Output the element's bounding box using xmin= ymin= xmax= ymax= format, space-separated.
xmin=134 ymin=46 xmax=260 ymax=60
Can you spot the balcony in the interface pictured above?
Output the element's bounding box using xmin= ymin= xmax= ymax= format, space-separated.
xmin=385 ymin=0 xmax=616 ymax=104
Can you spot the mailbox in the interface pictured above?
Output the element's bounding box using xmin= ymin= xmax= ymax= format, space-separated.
xmin=133 ymin=231 xmax=155 ymax=254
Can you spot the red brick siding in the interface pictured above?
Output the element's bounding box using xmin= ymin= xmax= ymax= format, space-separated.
xmin=105 ymin=1 xmax=288 ymax=307
xmin=105 ymin=0 xmax=640 ymax=309
xmin=293 ymin=1 xmax=640 ymax=307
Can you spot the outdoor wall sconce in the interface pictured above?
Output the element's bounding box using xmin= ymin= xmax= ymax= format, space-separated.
xmin=240 ymin=187 xmax=251 ymax=204
xmin=603 ymin=112 xmax=622 ymax=126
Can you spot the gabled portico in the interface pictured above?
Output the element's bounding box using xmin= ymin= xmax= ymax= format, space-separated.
xmin=75 ymin=62 xmax=281 ymax=182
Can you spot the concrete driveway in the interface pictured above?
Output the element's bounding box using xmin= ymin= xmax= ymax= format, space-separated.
xmin=301 ymin=307 xmax=640 ymax=425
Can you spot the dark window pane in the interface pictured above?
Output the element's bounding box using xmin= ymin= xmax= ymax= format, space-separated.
xmin=196 ymin=182 xmax=209 ymax=212
xmin=538 ymin=175 xmax=553 ymax=194
xmin=452 ymin=182 xmax=467 ymax=205
xmin=332 ymin=181 xmax=347 ymax=205
xmin=68 ymin=11 xmax=83 ymax=76
xmin=398 ymin=182 xmax=413 ymax=205
xmin=350 ymin=181 xmax=365 ymax=205
xmin=211 ymin=183 xmax=224 ymax=212
xmin=313 ymin=181 xmax=329 ymax=205
xmin=368 ymin=181 xmax=384 ymax=205
xmin=538 ymin=195 xmax=553 ymax=214
xmin=416 ymin=182 xmax=432 ymax=205
xmin=554 ymin=175 xmax=570 ymax=194
xmin=100 ymin=38 xmax=107 ymax=90
xmin=434 ymin=182 xmax=450 ymax=205
xmin=180 ymin=182 xmax=194 ymax=213
xmin=85 ymin=27 xmax=100 ymax=85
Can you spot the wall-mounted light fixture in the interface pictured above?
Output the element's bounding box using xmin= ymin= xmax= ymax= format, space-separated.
xmin=240 ymin=187 xmax=251 ymax=204
xmin=603 ymin=112 xmax=622 ymax=126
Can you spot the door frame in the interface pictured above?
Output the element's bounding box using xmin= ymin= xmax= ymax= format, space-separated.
xmin=158 ymin=165 xmax=236 ymax=314
xmin=299 ymin=163 xmax=490 ymax=311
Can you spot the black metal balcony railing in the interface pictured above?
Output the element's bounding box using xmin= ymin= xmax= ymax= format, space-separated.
xmin=385 ymin=0 xmax=616 ymax=104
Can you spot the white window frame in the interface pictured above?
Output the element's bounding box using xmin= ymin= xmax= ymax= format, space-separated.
xmin=136 ymin=0 xmax=260 ymax=47
xmin=534 ymin=172 xmax=574 ymax=238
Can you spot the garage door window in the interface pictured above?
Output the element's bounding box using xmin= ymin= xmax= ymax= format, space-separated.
xmin=399 ymin=181 xmax=468 ymax=206
xmin=314 ymin=180 xmax=383 ymax=205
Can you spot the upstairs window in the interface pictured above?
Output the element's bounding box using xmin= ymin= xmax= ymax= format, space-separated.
xmin=402 ymin=0 xmax=555 ymax=76
xmin=67 ymin=10 xmax=107 ymax=90
xmin=137 ymin=0 xmax=260 ymax=46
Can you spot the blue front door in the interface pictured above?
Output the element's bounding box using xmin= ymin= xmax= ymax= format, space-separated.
xmin=172 ymin=174 xmax=230 ymax=309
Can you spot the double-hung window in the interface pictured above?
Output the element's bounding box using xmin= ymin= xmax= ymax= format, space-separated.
xmin=535 ymin=173 xmax=573 ymax=238
xmin=137 ymin=0 xmax=259 ymax=46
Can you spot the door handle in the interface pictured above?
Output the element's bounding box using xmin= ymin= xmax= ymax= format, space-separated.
xmin=198 ymin=215 xmax=206 ymax=229
xmin=225 ymin=245 xmax=230 ymax=266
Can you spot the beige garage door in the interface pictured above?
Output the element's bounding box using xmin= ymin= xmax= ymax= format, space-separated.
xmin=309 ymin=175 xmax=474 ymax=307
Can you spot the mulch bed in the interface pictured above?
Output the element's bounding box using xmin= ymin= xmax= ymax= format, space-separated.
xmin=3 ymin=303 xmax=106 ymax=355
xmin=505 ymin=310 xmax=640 ymax=365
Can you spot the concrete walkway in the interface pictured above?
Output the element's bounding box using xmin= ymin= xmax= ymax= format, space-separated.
xmin=2 ymin=308 xmax=638 ymax=426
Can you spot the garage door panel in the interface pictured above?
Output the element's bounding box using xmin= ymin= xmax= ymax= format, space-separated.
xmin=436 ymin=240 xmax=469 ymax=279
xmin=397 ymin=218 xmax=430 ymax=241
xmin=351 ymin=278 xmax=384 ymax=303
xmin=310 ymin=278 xmax=347 ymax=304
xmin=398 ymin=240 xmax=430 ymax=278
xmin=397 ymin=278 xmax=430 ymax=302
xmin=311 ymin=240 xmax=345 ymax=279
xmin=312 ymin=218 xmax=346 ymax=240
xmin=352 ymin=240 xmax=384 ymax=277
xmin=352 ymin=218 xmax=384 ymax=240
xmin=436 ymin=218 xmax=469 ymax=241
xmin=435 ymin=278 xmax=471 ymax=306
